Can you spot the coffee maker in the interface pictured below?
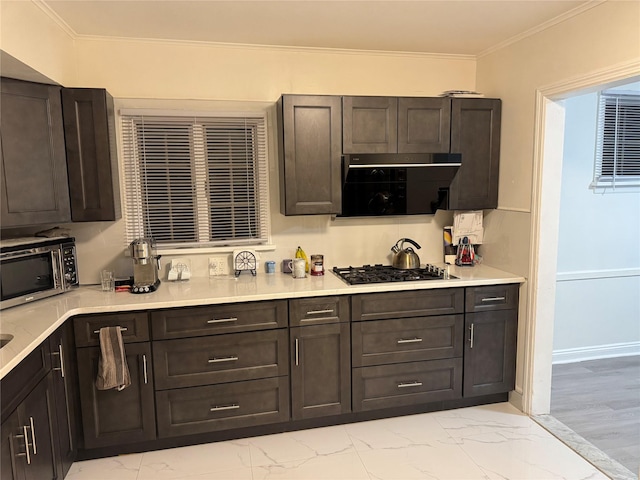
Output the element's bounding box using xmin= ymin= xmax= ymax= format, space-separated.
xmin=129 ymin=238 xmax=161 ymax=293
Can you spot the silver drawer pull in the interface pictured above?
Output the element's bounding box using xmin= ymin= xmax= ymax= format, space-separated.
xmin=29 ymin=417 xmax=36 ymax=455
xmin=397 ymin=338 xmax=423 ymax=344
xmin=306 ymin=309 xmax=334 ymax=315
xmin=481 ymin=296 xmax=506 ymax=302
xmin=210 ymin=404 xmax=240 ymax=412
xmin=207 ymin=355 xmax=239 ymax=364
xmin=397 ymin=381 xmax=423 ymax=389
xmin=94 ymin=327 xmax=128 ymax=334
xmin=22 ymin=426 xmax=32 ymax=464
xmin=51 ymin=344 xmax=65 ymax=377
xmin=207 ymin=317 xmax=238 ymax=324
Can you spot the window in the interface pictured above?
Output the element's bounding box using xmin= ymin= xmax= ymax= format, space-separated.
xmin=121 ymin=111 xmax=270 ymax=249
xmin=592 ymin=91 xmax=640 ymax=190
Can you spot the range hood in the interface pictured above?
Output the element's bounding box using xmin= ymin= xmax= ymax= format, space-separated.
xmin=344 ymin=152 xmax=462 ymax=169
xmin=339 ymin=153 xmax=462 ymax=217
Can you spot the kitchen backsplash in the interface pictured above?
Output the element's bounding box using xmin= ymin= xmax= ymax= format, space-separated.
xmin=59 ymin=209 xmax=454 ymax=285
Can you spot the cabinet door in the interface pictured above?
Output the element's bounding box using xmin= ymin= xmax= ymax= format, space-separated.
xmin=18 ymin=374 xmax=58 ymax=480
xmin=448 ymin=98 xmax=502 ymax=210
xmin=398 ymin=97 xmax=451 ymax=153
xmin=1 ymin=409 xmax=26 ymax=480
xmin=463 ymin=310 xmax=517 ymax=397
xmin=278 ymin=95 xmax=342 ymax=215
xmin=76 ymin=343 xmax=156 ymax=449
xmin=343 ymin=96 xmax=397 ymax=154
xmin=61 ymin=88 xmax=121 ymax=222
xmin=48 ymin=324 xmax=77 ymax=478
xmin=0 ymin=78 xmax=70 ymax=227
xmin=290 ymin=323 xmax=351 ymax=420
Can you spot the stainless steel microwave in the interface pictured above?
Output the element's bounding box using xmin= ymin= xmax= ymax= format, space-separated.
xmin=0 ymin=237 xmax=78 ymax=310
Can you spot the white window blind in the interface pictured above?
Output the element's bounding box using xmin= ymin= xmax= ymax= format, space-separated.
xmin=121 ymin=111 xmax=270 ymax=248
xmin=592 ymin=92 xmax=640 ymax=190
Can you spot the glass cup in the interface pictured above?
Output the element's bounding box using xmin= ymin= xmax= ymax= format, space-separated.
xmin=289 ymin=258 xmax=306 ymax=278
xmin=100 ymin=270 xmax=115 ymax=292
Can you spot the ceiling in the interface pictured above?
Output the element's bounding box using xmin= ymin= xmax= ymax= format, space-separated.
xmin=40 ymin=0 xmax=597 ymax=56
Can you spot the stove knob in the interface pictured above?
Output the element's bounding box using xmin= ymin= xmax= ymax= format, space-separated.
xmin=143 ymin=286 xmax=150 ymax=293
xmin=132 ymin=287 xmax=138 ymax=293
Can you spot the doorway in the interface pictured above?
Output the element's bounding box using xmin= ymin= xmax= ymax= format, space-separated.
xmin=527 ymin=69 xmax=640 ymax=479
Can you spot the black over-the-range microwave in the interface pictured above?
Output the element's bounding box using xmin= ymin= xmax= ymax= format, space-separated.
xmin=338 ymin=153 xmax=462 ymax=217
xmin=0 ymin=237 xmax=79 ymax=310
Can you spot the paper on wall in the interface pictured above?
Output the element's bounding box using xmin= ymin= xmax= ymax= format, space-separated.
xmin=453 ymin=211 xmax=483 ymax=244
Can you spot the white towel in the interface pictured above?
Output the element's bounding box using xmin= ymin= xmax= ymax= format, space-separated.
xmin=95 ymin=326 xmax=131 ymax=391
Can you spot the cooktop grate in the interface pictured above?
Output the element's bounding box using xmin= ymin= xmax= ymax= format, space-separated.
xmin=331 ymin=264 xmax=452 ymax=285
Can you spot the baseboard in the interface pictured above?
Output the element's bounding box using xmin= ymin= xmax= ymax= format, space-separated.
xmin=552 ymin=342 xmax=640 ymax=364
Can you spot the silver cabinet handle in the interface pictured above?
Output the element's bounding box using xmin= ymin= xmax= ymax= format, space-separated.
xmin=295 ymin=338 xmax=299 ymax=366
xmin=15 ymin=427 xmax=31 ymax=465
xmin=469 ymin=323 xmax=475 ymax=349
xmin=29 ymin=417 xmax=36 ymax=455
xmin=481 ymin=296 xmax=506 ymax=302
xmin=208 ymin=356 xmax=238 ymax=364
xmin=51 ymin=344 xmax=65 ymax=377
xmin=23 ymin=425 xmax=32 ymax=464
xmin=142 ymin=354 xmax=148 ymax=384
xmin=210 ymin=404 xmax=240 ymax=412
xmin=397 ymin=381 xmax=423 ymax=388
xmin=306 ymin=309 xmax=334 ymax=315
xmin=207 ymin=317 xmax=238 ymax=324
xmin=94 ymin=327 xmax=128 ymax=334
xmin=397 ymin=338 xmax=423 ymax=344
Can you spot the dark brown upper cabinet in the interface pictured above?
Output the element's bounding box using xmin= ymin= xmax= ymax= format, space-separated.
xmin=448 ymin=98 xmax=502 ymax=210
xmin=61 ymin=88 xmax=121 ymax=221
xmin=342 ymin=96 xmax=452 ymax=154
xmin=277 ymin=95 xmax=342 ymax=215
xmin=0 ymin=78 xmax=71 ymax=227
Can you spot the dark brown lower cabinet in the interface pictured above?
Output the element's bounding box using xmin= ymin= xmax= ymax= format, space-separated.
xmin=463 ymin=310 xmax=517 ymax=397
xmin=352 ymin=359 xmax=462 ymax=412
xmin=290 ymin=323 xmax=351 ymax=420
xmin=155 ymin=376 xmax=290 ymax=438
xmin=0 ymin=374 xmax=58 ymax=480
xmin=1 ymin=409 xmax=22 ymax=480
xmin=76 ymin=342 xmax=156 ymax=449
xmin=48 ymin=323 xmax=77 ymax=478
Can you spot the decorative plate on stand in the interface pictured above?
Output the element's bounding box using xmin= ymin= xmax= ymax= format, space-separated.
xmin=233 ymin=250 xmax=257 ymax=276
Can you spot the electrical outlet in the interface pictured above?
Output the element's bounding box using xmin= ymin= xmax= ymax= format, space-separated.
xmin=208 ymin=256 xmax=229 ymax=276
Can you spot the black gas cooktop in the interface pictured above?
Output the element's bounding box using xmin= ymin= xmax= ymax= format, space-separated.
xmin=332 ymin=264 xmax=452 ymax=285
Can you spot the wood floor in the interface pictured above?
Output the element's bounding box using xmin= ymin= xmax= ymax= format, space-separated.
xmin=551 ymin=355 xmax=640 ymax=475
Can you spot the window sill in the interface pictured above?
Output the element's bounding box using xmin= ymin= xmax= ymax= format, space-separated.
xmin=156 ymin=244 xmax=277 ymax=256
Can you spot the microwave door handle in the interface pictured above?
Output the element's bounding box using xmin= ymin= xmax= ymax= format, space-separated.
xmin=50 ymin=249 xmax=63 ymax=289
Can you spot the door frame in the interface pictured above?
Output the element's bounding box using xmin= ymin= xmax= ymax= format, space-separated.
xmin=523 ymin=59 xmax=640 ymax=415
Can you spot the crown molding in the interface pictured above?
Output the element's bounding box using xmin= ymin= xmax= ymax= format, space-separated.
xmin=478 ymin=0 xmax=606 ymax=58
xmin=32 ymin=0 xmax=77 ymax=39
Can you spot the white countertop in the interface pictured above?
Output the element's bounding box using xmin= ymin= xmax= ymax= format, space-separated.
xmin=0 ymin=264 xmax=524 ymax=379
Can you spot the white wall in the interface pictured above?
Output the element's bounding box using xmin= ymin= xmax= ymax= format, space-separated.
xmin=0 ymin=1 xmax=76 ymax=86
xmin=476 ymin=0 xmax=640 ymax=413
xmin=553 ymin=90 xmax=640 ymax=363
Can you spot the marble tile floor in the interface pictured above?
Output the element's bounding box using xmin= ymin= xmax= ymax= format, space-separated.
xmin=67 ymin=402 xmax=612 ymax=480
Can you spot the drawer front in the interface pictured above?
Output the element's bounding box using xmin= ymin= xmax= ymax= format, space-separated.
xmin=156 ymin=376 xmax=290 ymax=438
xmin=153 ymin=329 xmax=289 ymax=389
xmin=352 ymin=315 xmax=463 ymax=367
xmin=465 ymin=284 xmax=519 ymax=312
xmin=289 ymin=296 xmax=350 ymax=326
xmin=352 ymin=359 xmax=462 ymax=412
xmin=74 ymin=312 xmax=150 ymax=347
xmin=352 ymin=288 xmax=464 ymax=321
xmin=151 ymin=300 xmax=288 ymax=339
